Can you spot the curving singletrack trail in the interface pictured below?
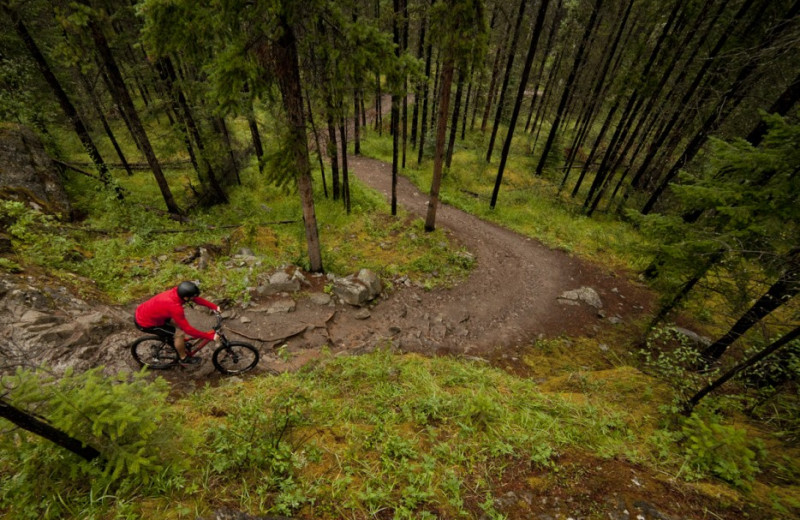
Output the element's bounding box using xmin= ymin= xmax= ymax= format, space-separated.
xmin=344 ymin=155 xmax=653 ymax=357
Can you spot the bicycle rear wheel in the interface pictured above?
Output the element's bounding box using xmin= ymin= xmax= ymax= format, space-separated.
xmin=212 ymin=342 xmax=259 ymax=374
xmin=131 ymin=336 xmax=179 ymax=369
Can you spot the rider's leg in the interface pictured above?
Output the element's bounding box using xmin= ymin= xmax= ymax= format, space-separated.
xmin=172 ymin=324 xmax=189 ymax=359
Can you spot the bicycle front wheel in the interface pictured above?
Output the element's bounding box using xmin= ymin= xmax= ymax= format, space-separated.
xmin=131 ymin=336 xmax=179 ymax=369
xmin=212 ymin=342 xmax=260 ymax=374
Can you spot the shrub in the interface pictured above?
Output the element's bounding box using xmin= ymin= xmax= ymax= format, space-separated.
xmin=0 ymin=368 xmax=190 ymax=519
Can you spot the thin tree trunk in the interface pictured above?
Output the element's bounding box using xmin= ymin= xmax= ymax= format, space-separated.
xmin=77 ymin=68 xmax=133 ymax=177
xmin=339 ymin=121 xmax=351 ymax=214
xmin=525 ymin=1 xmax=561 ymax=133
xmin=486 ymin=0 xmax=528 ymax=163
xmin=86 ymin=15 xmax=181 ymax=215
xmin=446 ymin=68 xmax=464 ymax=169
xmin=461 ymin=64 xmax=474 ymax=140
xmin=534 ymin=0 xmax=602 ymax=176
xmin=628 ymin=0 xmax=755 ymax=195
xmin=305 ymin=93 xmax=327 ymax=198
xmin=746 ymin=71 xmax=800 ymax=146
xmin=417 ymin=0 xmax=436 ymax=164
xmin=685 ymin=325 xmax=800 ymax=414
xmin=247 ymin=103 xmax=264 ymax=163
xmin=425 ymin=54 xmax=455 ymax=232
xmin=491 ymin=0 xmax=551 ymax=208
xmin=0 ymin=400 xmax=100 ymax=461
xmin=327 ymin=114 xmax=340 ymax=200
xmin=7 ymin=6 xmax=119 ymax=197
xmin=354 ymin=89 xmax=361 ymax=155
xmin=391 ymin=0 xmax=402 ymax=214
xmin=700 ymin=259 xmax=800 ymax=363
xmin=157 ymin=57 xmax=226 ymax=203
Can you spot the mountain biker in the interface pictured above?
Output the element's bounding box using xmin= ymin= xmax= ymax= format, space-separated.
xmin=134 ymin=281 xmax=221 ymax=365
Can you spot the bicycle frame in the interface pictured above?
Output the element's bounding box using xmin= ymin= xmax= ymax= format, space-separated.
xmin=184 ymin=315 xmax=226 ymax=357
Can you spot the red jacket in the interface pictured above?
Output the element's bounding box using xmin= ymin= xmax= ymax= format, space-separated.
xmin=135 ymin=287 xmax=219 ymax=340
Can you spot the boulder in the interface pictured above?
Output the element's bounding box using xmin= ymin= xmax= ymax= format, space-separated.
xmin=558 ymin=286 xmax=603 ymax=309
xmin=0 ymin=123 xmax=71 ymax=216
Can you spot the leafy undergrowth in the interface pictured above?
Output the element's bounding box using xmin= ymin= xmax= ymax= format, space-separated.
xmin=2 ymin=349 xmax=798 ymax=519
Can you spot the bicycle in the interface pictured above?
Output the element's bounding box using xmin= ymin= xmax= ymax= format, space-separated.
xmin=131 ymin=315 xmax=260 ymax=374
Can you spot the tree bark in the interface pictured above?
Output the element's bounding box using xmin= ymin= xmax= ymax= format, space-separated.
xmin=685 ymin=325 xmax=800 ymax=414
xmin=485 ymin=0 xmax=527 ymax=164
xmin=0 ymin=399 xmax=100 ymax=461
xmin=424 ymin=55 xmax=455 ymax=232
xmin=6 ymin=5 xmax=119 ymax=198
xmin=259 ymin=10 xmax=323 ymax=273
xmin=534 ymin=0 xmax=602 ymax=176
xmin=491 ymin=0 xmax=551 ymax=208
xmin=85 ymin=14 xmax=181 ymax=215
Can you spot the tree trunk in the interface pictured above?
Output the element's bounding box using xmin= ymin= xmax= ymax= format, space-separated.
xmin=247 ymin=103 xmax=265 ymax=163
xmin=258 ymin=10 xmax=323 ymax=273
xmin=77 ymin=67 xmax=134 ymax=177
xmin=86 ymin=15 xmax=181 ymax=215
xmin=0 ymin=399 xmax=100 ymax=461
xmin=339 ymin=121 xmax=351 ymax=214
xmin=424 ymin=55 xmax=455 ymax=232
xmin=305 ymin=93 xmax=327 ymax=198
xmin=327 ymin=113 xmax=340 ymax=200
xmin=525 ymin=1 xmax=561 ymax=133
xmin=534 ymin=0 xmax=602 ymax=176
xmin=410 ymin=3 xmax=428 ymax=149
xmin=445 ymin=68 xmax=464 ymax=169
xmin=6 ymin=6 xmax=119 ymax=197
xmin=628 ymin=0 xmax=754 ymax=195
xmin=353 ymin=89 xmax=361 ymax=155
xmin=685 ymin=325 xmax=800 ymax=414
xmin=157 ymin=56 xmax=227 ymax=203
xmin=417 ymin=5 xmax=435 ymax=164
xmin=391 ymin=0 xmax=402 ymax=215
xmin=700 ymin=259 xmax=800 ymax=363
xmin=746 ymin=71 xmax=800 ymax=146
xmin=490 ymin=0 xmax=551 ymax=208
xmin=485 ymin=0 xmax=527 ymax=164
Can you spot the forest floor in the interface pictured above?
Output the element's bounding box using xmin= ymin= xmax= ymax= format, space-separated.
xmin=148 ymin=154 xmax=768 ymax=519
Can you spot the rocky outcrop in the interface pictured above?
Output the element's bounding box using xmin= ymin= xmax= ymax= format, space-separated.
xmin=0 ymin=123 xmax=71 ymax=216
xmin=0 ymin=275 xmax=132 ymax=375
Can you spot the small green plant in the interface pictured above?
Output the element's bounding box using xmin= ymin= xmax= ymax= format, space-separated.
xmin=640 ymin=326 xmax=716 ymax=397
xmin=679 ymin=413 xmax=765 ymax=489
xmin=0 ymin=367 xmax=188 ymax=519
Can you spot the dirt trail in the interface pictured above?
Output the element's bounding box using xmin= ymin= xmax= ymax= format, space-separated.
xmin=343 ymin=155 xmax=653 ymax=356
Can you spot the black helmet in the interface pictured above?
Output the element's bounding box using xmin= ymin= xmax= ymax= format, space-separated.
xmin=177 ymin=281 xmax=200 ymax=299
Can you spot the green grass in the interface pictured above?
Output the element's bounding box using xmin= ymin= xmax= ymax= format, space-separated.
xmin=4 ymin=349 xmax=794 ymax=519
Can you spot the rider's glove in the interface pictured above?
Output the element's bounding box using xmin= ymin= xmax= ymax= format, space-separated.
xmin=214 ymin=306 xmax=222 ymax=315
xmin=213 ymin=332 xmax=220 ymax=342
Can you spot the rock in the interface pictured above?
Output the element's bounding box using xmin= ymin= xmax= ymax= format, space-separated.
xmin=671 ymin=326 xmax=712 ymax=348
xmin=356 ymin=269 xmax=382 ymax=299
xmin=333 ymin=278 xmax=369 ymax=306
xmin=267 ymin=299 xmax=296 ymax=314
xmin=240 ymin=316 xmax=252 ymax=324
xmin=310 ymin=292 xmax=332 ymax=305
xmin=0 ymin=123 xmax=71 ymax=216
xmin=258 ymin=271 xmax=301 ymax=296
xmin=558 ymin=287 xmax=603 ymax=309
xmin=354 ymin=309 xmax=371 ymax=320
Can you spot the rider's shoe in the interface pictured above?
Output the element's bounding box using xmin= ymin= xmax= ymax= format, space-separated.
xmin=180 ymin=356 xmax=201 ymax=366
